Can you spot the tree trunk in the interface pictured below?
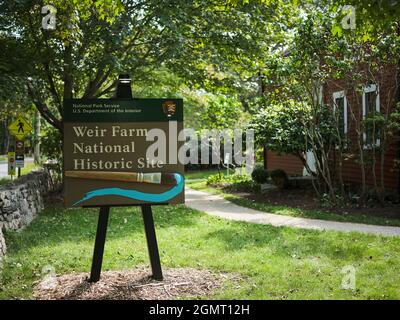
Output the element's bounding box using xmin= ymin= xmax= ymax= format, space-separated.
xmin=397 ymin=57 xmax=400 ymax=195
xmin=33 ymin=111 xmax=41 ymax=164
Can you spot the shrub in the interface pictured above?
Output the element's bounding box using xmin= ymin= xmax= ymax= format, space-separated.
xmin=251 ymin=165 xmax=269 ymax=184
xmin=270 ymin=169 xmax=289 ymax=190
xmin=206 ymin=172 xmax=224 ymax=185
xmin=40 ymin=126 xmax=63 ymax=185
xmin=206 ymin=173 xmax=261 ymax=193
xmin=226 ymin=179 xmax=261 ymax=193
xmin=206 ymin=173 xmax=244 ymax=186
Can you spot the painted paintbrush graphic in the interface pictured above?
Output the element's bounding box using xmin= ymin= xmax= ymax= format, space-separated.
xmin=65 ymin=171 xmax=184 ymax=206
xmin=65 ymin=171 xmax=177 ymax=185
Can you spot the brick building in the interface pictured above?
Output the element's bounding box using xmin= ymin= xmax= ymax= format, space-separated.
xmin=264 ymin=64 xmax=400 ymax=191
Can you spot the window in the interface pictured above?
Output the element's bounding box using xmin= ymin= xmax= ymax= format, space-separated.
xmin=362 ymin=84 xmax=380 ymax=147
xmin=332 ymin=91 xmax=348 ymax=136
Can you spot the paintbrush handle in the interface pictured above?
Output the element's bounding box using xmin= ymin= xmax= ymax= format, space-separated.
xmin=65 ymin=171 xmax=162 ymax=184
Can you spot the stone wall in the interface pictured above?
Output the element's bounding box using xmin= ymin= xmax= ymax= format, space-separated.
xmin=0 ymin=170 xmax=52 ymax=259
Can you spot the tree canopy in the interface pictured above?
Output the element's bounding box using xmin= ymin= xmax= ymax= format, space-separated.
xmin=0 ymin=0 xmax=295 ymax=133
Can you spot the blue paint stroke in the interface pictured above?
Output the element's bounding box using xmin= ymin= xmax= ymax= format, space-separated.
xmin=73 ymin=173 xmax=184 ymax=206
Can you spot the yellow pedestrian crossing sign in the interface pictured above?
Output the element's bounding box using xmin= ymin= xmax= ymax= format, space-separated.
xmin=8 ymin=116 xmax=33 ymax=140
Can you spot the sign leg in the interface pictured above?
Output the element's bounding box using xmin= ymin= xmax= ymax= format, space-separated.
xmin=89 ymin=206 xmax=110 ymax=283
xmin=141 ymin=205 xmax=163 ymax=281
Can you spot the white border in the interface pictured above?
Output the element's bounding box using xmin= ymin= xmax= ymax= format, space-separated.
xmin=332 ymin=90 xmax=348 ymax=134
xmin=362 ymin=84 xmax=380 ymax=147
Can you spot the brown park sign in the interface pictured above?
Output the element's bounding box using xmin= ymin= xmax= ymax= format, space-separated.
xmin=63 ymin=99 xmax=184 ymax=207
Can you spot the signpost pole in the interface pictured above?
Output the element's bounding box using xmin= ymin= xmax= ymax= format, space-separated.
xmin=89 ymin=206 xmax=110 ymax=282
xmin=141 ymin=205 xmax=163 ymax=280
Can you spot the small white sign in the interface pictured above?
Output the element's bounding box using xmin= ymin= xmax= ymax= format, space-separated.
xmin=16 ymin=159 xmax=25 ymax=168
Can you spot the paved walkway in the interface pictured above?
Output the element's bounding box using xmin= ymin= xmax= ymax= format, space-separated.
xmin=185 ymin=188 xmax=400 ymax=237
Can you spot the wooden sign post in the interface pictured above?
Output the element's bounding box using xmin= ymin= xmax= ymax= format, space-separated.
xmin=63 ymin=75 xmax=184 ymax=282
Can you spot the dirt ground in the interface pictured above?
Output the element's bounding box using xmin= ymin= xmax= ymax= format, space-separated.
xmin=242 ymin=187 xmax=400 ymax=220
xmin=33 ymin=267 xmax=240 ymax=300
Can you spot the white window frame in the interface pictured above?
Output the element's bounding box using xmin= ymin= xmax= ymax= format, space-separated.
xmin=332 ymin=90 xmax=348 ymax=134
xmin=362 ymin=84 xmax=380 ymax=147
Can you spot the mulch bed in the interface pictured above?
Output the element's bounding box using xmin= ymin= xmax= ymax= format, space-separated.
xmin=33 ymin=267 xmax=239 ymax=300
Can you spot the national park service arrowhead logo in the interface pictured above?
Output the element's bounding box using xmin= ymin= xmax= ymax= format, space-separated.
xmin=162 ymin=100 xmax=176 ymax=118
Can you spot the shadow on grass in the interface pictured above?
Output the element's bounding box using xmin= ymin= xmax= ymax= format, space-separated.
xmin=4 ymin=204 xmax=202 ymax=254
xmin=4 ymin=201 xmax=390 ymax=269
xmin=2 ymin=199 xmax=400 ymax=300
xmin=203 ymin=221 xmax=369 ymax=261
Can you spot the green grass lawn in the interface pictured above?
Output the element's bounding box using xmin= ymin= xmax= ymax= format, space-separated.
xmin=21 ymin=162 xmax=39 ymax=175
xmin=185 ymin=169 xmax=227 ymax=181
xmin=1 ymin=204 xmax=400 ymax=299
xmin=0 ymin=163 xmax=40 ymax=185
xmin=0 ymin=178 xmax=10 ymax=186
xmin=187 ymin=180 xmax=400 ymax=227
